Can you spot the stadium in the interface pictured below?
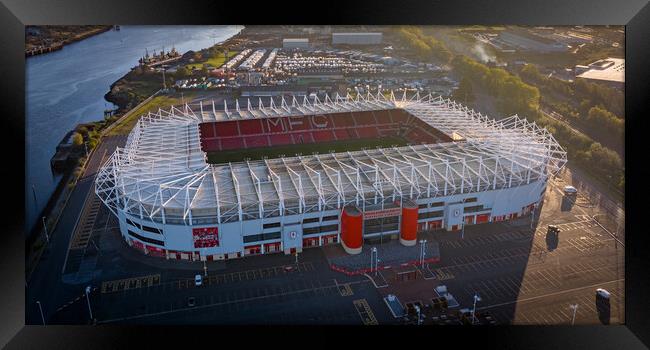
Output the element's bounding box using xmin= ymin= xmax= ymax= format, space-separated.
xmin=95 ymin=92 xmax=567 ymax=261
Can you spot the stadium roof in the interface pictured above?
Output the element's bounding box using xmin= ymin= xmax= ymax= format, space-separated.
xmin=95 ymin=92 xmax=567 ymax=226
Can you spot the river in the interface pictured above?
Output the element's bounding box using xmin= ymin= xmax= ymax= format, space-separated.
xmin=26 ymin=25 xmax=243 ymax=232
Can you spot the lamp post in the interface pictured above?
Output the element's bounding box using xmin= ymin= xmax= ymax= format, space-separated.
xmin=42 ymin=216 xmax=49 ymax=243
xmin=85 ymin=286 xmax=93 ymax=321
xmin=419 ymin=239 xmax=427 ymax=265
xmin=162 ymin=66 xmax=167 ymax=90
xmin=472 ymin=293 xmax=481 ymax=324
xmin=36 ymin=301 xmax=45 ymax=325
xmin=202 ymin=248 xmax=208 ymax=277
xmin=461 ymin=223 xmax=465 ymax=239
xmin=371 ymin=247 xmax=378 ymax=275
xmin=569 ymin=304 xmax=579 ymax=325
xmin=530 ymin=203 xmax=537 ymax=230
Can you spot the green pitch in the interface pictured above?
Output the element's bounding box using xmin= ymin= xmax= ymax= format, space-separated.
xmin=206 ymin=136 xmax=409 ymax=164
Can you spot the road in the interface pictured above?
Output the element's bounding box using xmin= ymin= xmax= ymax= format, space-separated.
xmin=26 ymin=131 xmax=624 ymax=326
xmin=25 ymin=136 xmax=126 ymax=325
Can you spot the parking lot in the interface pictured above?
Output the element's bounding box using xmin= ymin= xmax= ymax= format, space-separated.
xmin=94 ymin=268 xmax=391 ymax=325
xmin=420 ymin=176 xmax=625 ymax=325
xmin=49 ymin=168 xmax=623 ymax=326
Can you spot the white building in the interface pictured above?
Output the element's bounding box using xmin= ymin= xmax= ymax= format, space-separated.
xmin=95 ymin=93 xmax=566 ymax=261
xmin=332 ymin=32 xmax=383 ymax=45
xmin=283 ymin=38 xmax=310 ymax=49
xmin=575 ymin=57 xmax=624 ymax=88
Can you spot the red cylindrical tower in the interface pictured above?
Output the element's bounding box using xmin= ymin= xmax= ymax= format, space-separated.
xmin=400 ymin=200 xmax=418 ymax=246
xmin=340 ymin=205 xmax=363 ymax=254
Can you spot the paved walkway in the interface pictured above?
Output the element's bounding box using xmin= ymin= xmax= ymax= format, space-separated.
xmin=26 ymin=136 xmax=126 ymax=325
xmin=325 ymin=236 xmax=440 ymax=274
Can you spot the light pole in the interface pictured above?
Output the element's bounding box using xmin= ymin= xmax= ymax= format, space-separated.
xmin=472 ymin=293 xmax=481 ymax=324
xmin=530 ymin=203 xmax=538 ymax=230
xmin=569 ymin=304 xmax=578 ymax=325
xmin=371 ymin=247 xmax=378 ymax=275
xmin=162 ymin=66 xmax=167 ymax=90
xmin=85 ymin=286 xmax=93 ymax=321
xmin=461 ymin=223 xmax=465 ymax=239
xmin=419 ymin=239 xmax=427 ymax=265
xmin=42 ymin=216 xmax=49 ymax=243
xmin=201 ymin=248 xmax=208 ymax=277
xmin=295 ymin=251 xmax=299 ymax=265
xmin=36 ymin=301 xmax=45 ymax=325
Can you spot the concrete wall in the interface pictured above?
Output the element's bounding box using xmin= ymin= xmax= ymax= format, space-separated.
xmin=332 ymin=33 xmax=382 ymax=45
xmin=117 ymin=178 xmax=547 ymax=257
xmin=283 ymin=40 xmax=309 ymax=49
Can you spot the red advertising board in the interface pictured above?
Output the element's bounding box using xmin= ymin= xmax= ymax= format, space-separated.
xmin=146 ymin=245 xmax=166 ymax=257
xmin=192 ymin=227 xmax=219 ymax=248
xmin=131 ymin=239 xmax=145 ymax=252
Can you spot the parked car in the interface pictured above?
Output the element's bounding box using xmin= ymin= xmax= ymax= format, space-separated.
xmin=194 ymin=274 xmax=202 ymax=287
xmin=595 ymin=288 xmax=611 ymax=325
xmin=547 ymin=225 xmax=561 ymax=235
xmin=563 ymin=185 xmax=578 ymax=195
xmin=596 ymin=288 xmax=611 ymax=300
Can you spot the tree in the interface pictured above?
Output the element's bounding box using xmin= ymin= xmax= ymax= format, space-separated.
xmin=71 ymin=132 xmax=83 ymax=146
xmin=77 ymin=126 xmax=89 ymax=137
xmin=453 ymin=77 xmax=475 ymax=104
xmin=176 ymin=66 xmax=190 ymax=79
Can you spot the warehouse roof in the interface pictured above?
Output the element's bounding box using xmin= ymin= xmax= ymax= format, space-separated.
xmin=576 ymin=57 xmax=624 ymax=83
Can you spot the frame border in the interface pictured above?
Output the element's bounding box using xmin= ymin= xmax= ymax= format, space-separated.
xmin=2 ymin=0 xmax=648 ymax=348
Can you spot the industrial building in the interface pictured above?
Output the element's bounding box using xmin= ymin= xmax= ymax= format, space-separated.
xmin=575 ymin=57 xmax=625 ymax=88
xmin=497 ymin=28 xmax=567 ymax=53
xmin=283 ymin=38 xmax=310 ymax=49
xmin=332 ymin=32 xmax=383 ymax=45
xmin=95 ymin=93 xmax=566 ymax=261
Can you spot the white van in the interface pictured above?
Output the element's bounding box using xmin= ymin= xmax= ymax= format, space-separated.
xmin=563 ymin=185 xmax=578 ymax=195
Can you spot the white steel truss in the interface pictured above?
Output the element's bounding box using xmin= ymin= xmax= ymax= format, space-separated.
xmin=95 ymin=92 xmax=567 ymax=225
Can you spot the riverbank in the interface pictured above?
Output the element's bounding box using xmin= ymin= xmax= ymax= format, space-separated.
xmin=26 ymin=26 xmax=244 ymax=234
xmin=104 ymin=27 xmax=248 ymax=113
xmin=26 ymin=25 xmax=113 ymax=57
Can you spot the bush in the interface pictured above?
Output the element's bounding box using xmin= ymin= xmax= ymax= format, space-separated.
xmin=453 ymin=55 xmax=539 ymax=116
xmin=73 ymin=166 xmax=83 ymax=178
xmin=452 ymin=77 xmax=475 ymax=104
xmin=77 ymin=126 xmax=89 ymax=136
xmin=175 ymin=66 xmax=190 ymax=79
xmin=72 ymin=132 xmax=84 ymax=146
xmin=396 ymin=26 xmax=452 ymax=64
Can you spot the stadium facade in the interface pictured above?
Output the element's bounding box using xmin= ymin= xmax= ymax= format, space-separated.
xmin=95 ymin=92 xmax=566 ymax=261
